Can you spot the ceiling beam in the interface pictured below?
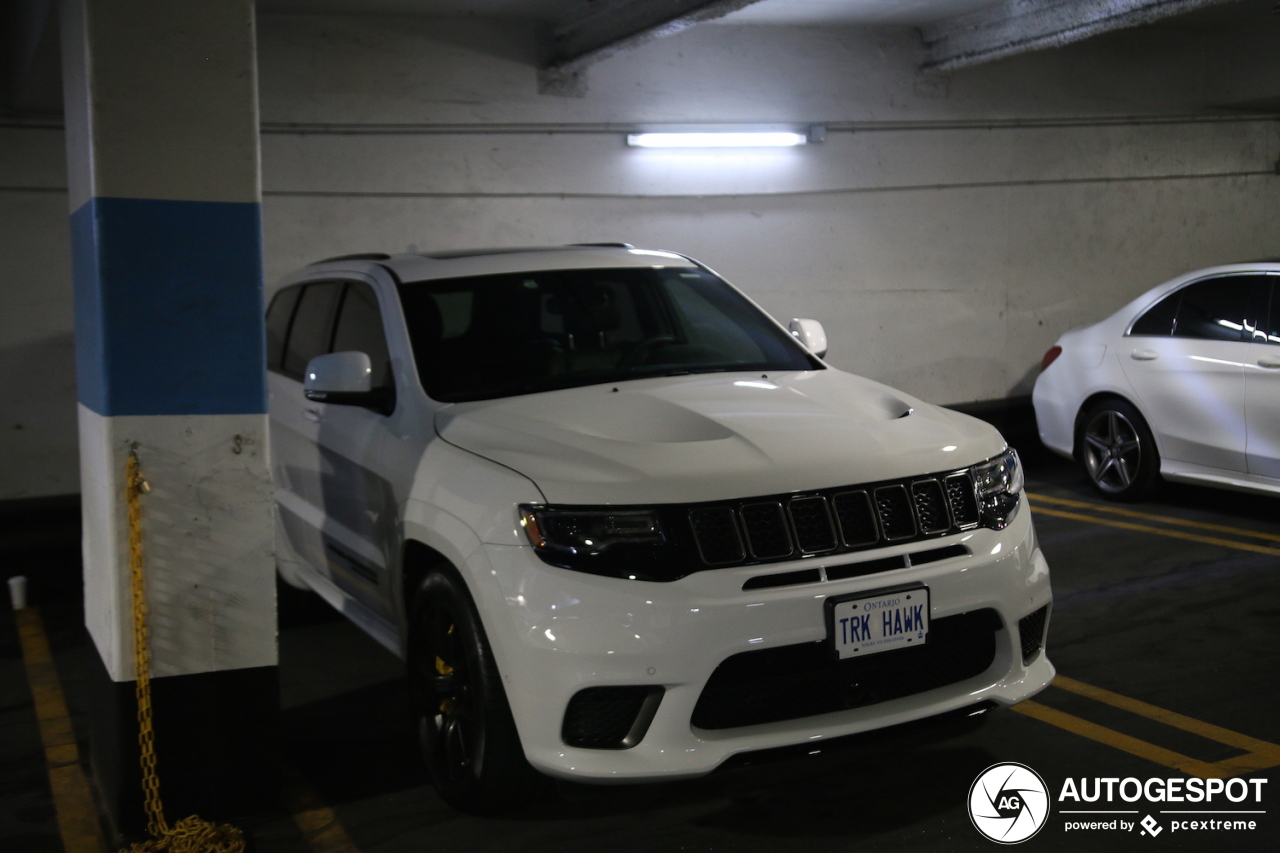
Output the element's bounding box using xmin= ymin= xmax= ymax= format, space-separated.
xmin=540 ymin=0 xmax=768 ymax=95
xmin=921 ymin=0 xmax=1238 ymax=73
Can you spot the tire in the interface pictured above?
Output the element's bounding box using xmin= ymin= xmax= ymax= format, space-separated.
xmin=1076 ymin=399 xmax=1159 ymax=501
xmin=407 ymin=570 xmax=543 ymax=814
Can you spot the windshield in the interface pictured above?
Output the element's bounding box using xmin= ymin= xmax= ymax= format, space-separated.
xmin=397 ymin=266 xmax=821 ymax=402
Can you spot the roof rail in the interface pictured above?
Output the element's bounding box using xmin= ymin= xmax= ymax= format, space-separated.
xmin=312 ymin=252 xmax=392 ymax=264
xmin=569 ymin=242 xmax=635 ymax=249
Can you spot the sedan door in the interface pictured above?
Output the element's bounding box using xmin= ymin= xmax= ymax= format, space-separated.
xmin=1119 ymin=275 xmax=1269 ymax=473
xmin=1246 ymin=277 xmax=1280 ymax=479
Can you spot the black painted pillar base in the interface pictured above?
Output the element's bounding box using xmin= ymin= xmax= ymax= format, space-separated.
xmin=86 ymin=650 xmax=280 ymax=841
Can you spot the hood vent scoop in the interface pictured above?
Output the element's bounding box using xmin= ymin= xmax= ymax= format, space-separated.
xmin=872 ymin=394 xmax=914 ymax=420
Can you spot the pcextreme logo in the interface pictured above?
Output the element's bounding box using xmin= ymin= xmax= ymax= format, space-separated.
xmin=969 ymin=763 xmax=1051 ymax=844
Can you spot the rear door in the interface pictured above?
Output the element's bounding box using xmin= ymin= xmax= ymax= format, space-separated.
xmin=1246 ymin=277 xmax=1280 ymax=478
xmin=1119 ymin=275 xmax=1269 ymax=473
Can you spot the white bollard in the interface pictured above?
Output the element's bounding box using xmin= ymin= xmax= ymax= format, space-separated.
xmin=8 ymin=575 xmax=27 ymax=610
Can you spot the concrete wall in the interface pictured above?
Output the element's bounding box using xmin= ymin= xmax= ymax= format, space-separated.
xmin=1 ymin=11 xmax=1278 ymax=499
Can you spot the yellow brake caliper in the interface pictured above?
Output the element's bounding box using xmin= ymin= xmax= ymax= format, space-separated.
xmin=435 ymin=624 xmax=456 ymax=713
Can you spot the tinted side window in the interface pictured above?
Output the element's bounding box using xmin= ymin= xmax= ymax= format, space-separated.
xmin=332 ymin=282 xmax=392 ymax=388
xmin=1173 ymin=275 xmax=1270 ymax=342
xmin=282 ymin=281 xmax=343 ymax=377
xmin=265 ymin=286 xmax=302 ymax=372
xmin=1260 ymin=279 xmax=1280 ymax=346
xmin=1130 ymin=291 xmax=1179 ymax=336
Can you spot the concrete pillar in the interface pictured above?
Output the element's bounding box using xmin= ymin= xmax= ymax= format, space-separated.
xmin=59 ymin=0 xmax=277 ymax=838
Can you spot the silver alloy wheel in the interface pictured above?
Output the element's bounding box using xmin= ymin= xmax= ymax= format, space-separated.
xmin=1082 ymin=409 xmax=1142 ymax=493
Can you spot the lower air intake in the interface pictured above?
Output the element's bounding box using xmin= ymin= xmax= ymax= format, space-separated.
xmin=1018 ymin=605 xmax=1049 ymax=664
xmin=562 ymin=686 xmax=663 ymax=749
xmin=691 ymin=609 xmax=1001 ymax=730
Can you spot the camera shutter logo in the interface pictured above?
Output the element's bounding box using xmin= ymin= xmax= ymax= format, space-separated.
xmin=968 ymin=763 xmax=1050 ymax=844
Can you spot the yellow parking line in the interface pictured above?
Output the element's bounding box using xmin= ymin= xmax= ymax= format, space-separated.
xmin=1014 ymin=677 xmax=1280 ymax=779
xmin=1029 ymin=506 xmax=1280 ymax=558
xmin=1053 ymin=675 xmax=1280 ymax=762
xmin=14 ymin=608 xmax=109 ymax=853
xmin=282 ymin=763 xmax=363 ymax=853
xmin=1012 ymin=700 xmax=1228 ymax=779
xmin=1027 ymin=492 xmax=1280 ymax=544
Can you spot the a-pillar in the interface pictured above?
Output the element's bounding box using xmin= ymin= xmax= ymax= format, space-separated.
xmin=59 ymin=0 xmax=277 ymax=839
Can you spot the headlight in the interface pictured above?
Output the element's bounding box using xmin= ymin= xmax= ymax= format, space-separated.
xmin=519 ymin=505 xmax=678 ymax=580
xmin=971 ymin=448 xmax=1023 ymax=530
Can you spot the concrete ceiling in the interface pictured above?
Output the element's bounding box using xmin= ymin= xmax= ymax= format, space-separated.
xmin=255 ymin=0 xmax=1257 ymax=85
xmin=257 ymin=0 xmax=574 ymax=19
xmin=710 ymin=0 xmax=1006 ymax=25
xmin=256 ymin=0 xmax=1007 ymax=25
xmin=3 ymin=0 xmax=1267 ymax=112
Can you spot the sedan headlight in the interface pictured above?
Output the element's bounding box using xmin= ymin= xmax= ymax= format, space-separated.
xmin=971 ymin=448 xmax=1024 ymax=530
xmin=519 ymin=505 xmax=678 ymax=580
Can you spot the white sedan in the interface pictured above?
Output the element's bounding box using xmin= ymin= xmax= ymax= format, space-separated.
xmin=1033 ymin=262 xmax=1280 ymax=500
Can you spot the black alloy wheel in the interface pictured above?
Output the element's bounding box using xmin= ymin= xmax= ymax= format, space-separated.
xmin=1077 ymin=399 xmax=1159 ymax=501
xmin=408 ymin=570 xmax=542 ymax=813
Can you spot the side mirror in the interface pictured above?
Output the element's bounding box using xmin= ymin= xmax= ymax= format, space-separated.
xmin=788 ymin=318 xmax=828 ymax=359
xmin=304 ymin=351 xmax=394 ymax=413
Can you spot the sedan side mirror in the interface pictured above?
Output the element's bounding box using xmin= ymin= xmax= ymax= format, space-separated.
xmin=788 ymin=318 xmax=828 ymax=359
xmin=304 ymin=351 xmax=394 ymax=413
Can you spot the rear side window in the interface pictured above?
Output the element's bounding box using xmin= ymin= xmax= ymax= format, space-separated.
xmin=1172 ymin=275 xmax=1269 ymax=342
xmin=331 ymin=282 xmax=392 ymax=388
xmin=1130 ymin=291 xmax=1180 ymax=336
xmin=282 ymin=281 xmax=343 ymax=377
xmin=265 ymin=286 xmax=302 ymax=371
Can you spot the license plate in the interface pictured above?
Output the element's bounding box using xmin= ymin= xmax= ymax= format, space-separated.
xmin=828 ymin=585 xmax=929 ymax=659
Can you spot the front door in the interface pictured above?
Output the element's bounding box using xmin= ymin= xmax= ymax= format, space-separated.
xmin=1246 ymin=277 xmax=1280 ymax=479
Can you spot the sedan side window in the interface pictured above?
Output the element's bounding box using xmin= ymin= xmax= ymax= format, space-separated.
xmin=282 ymin=281 xmax=343 ymax=378
xmin=1130 ymin=291 xmax=1180 ymax=336
xmin=1171 ymin=275 xmax=1269 ymax=342
xmin=1260 ymin=280 xmax=1280 ymax=346
xmin=331 ymin=282 xmax=393 ymax=388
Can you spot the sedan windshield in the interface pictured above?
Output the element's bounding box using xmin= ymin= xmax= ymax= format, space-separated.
xmin=397 ymin=266 xmax=820 ymax=402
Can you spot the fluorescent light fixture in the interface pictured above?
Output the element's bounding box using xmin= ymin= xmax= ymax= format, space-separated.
xmin=627 ymin=131 xmax=808 ymax=148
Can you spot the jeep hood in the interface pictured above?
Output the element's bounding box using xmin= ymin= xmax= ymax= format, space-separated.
xmin=435 ymin=370 xmax=1005 ymax=505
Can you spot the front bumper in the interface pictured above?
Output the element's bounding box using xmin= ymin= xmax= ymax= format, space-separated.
xmin=467 ymin=502 xmax=1053 ymax=782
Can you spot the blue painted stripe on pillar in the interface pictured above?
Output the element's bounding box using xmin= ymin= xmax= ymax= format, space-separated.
xmin=71 ymin=197 xmax=267 ymax=416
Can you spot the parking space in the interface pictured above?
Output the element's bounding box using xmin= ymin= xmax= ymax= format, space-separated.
xmin=4 ymin=440 xmax=1277 ymax=852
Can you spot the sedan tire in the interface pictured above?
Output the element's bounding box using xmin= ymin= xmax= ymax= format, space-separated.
xmin=1076 ymin=399 xmax=1159 ymax=501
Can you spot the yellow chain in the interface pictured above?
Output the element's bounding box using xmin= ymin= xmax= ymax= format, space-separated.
xmin=124 ymin=450 xmax=246 ymax=853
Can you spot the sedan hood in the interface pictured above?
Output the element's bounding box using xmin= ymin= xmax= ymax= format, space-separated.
xmin=435 ymin=370 xmax=1005 ymax=504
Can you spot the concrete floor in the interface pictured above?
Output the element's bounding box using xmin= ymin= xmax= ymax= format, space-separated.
xmin=3 ymin=441 xmax=1279 ymax=852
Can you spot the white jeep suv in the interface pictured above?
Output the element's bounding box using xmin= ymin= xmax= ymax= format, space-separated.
xmin=266 ymin=245 xmax=1054 ymax=812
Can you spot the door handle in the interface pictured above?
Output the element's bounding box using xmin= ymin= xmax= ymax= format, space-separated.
xmin=1130 ymin=349 xmax=1159 ymax=361
xmin=303 ymin=408 xmax=322 ymax=422
xmin=1257 ymin=357 xmax=1280 ymax=369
